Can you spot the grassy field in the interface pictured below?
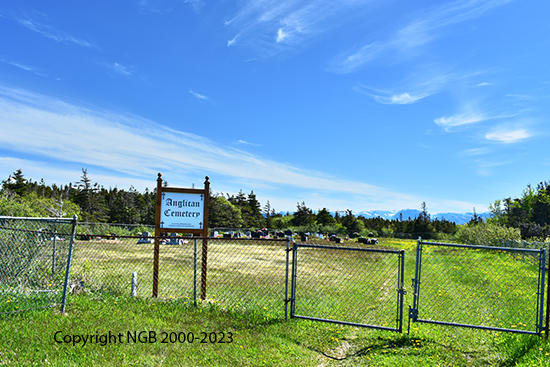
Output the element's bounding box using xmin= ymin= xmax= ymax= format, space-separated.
xmin=2 ymin=237 xmax=550 ymax=366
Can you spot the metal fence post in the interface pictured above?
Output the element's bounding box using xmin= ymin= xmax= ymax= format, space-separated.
xmin=52 ymin=227 xmax=57 ymax=277
xmin=60 ymin=215 xmax=78 ymax=313
xmin=284 ymin=238 xmax=292 ymax=320
xmin=537 ymin=248 xmax=546 ymax=335
xmin=546 ymin=242 xmax=550 ymax=340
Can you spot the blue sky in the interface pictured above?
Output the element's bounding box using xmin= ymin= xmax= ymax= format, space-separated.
xmin=0 ymin=0 xmax=549 ymax=215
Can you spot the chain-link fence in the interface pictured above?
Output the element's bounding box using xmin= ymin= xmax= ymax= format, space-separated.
xmin=0 ymin=216 xmax=77 ymax=314
xmin=5 ymin=217 xmax=550 ymax=337
xmin=289 ymin=243 xmax=405 ymax=332
xmin=69 ymin=234 xmax=155 ymax=297
xmin=69 ymin=234 xmax=291 ymax=317
xmin=410 ymin=240 xmax=546 ymax=335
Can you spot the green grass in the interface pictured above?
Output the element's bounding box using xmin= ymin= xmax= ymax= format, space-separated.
xmin=1 ymin=293 xmax=550 ymax=366
xmin=2 ymin=237 xmax=550 ymax=366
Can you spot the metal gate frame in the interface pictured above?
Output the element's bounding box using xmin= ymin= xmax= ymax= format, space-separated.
xmin=410 ymin=239 xmax=546 ymax=335
xmin=286 ymin=242 xmax=406 ymax=332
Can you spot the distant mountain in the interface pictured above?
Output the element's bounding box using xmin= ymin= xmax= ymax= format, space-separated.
xmin=279 ymin=209 xmax=492 ymax=225
xmin=357 ymin=209 xmax=491 ymax=225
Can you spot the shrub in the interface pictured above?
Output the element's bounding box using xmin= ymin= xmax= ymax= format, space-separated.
xmin=454 ymin=222 xmax=521 ymax=247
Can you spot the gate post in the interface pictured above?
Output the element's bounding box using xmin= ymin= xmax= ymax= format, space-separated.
xmin=410 ymin=237 xmax=423 ymax=323
xmin=60 ymin=215 xmax=78 ymax=313
xmin=289 ymin=241 xmax=298 ymax=318
xmin=284 ymin=238 xmax=291 ymax=320
xmin=538 ymin=247 xmax=546 ymax=335
xmin=546 ymin=242 xmax=550 ymax=339
xmin=397 ymin=249 xmax=406 ymax=333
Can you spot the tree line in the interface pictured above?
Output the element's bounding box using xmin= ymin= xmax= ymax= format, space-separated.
xmin=0 ymin=169 xmax=459 ymax=238
xmin=487 ymin=181 xmax=550 ymax=239
xmin=3 ymin=169 xmax=549 ymax=240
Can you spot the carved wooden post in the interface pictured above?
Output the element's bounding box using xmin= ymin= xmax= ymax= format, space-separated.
xmin=201 ymin=176 xmax=210 ymax=300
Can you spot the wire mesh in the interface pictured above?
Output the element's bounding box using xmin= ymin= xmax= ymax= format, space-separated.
xmin=70 ymin=235 xmax=154 ymax=297
xmin=69 ymin=234 xmax=291 ymax=318
xmin=290 ymin=242 xmax=405 ymax=331
xmin=0 ymin=216 xmax=75 ymax=314
xmin=412 ymin=241 xmax=546 ymax=334
xmin=192 ymin=238 xmax=289 ymax=317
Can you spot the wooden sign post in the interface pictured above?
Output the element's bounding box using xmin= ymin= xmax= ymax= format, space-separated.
xmin=153 ymin=173 xmax=210 ymax=298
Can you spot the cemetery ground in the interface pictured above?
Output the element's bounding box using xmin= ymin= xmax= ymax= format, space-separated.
xmin=1 ymin=239 xmax=550 ymax=366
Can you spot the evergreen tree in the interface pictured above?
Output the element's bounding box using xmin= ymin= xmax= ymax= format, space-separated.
xmin=2 ymin=169 xmax=28 ymax=197
xmin=316 ymin=208 xmax=335 ymax=226
xmin=209 ymin=194 xmax=243 ymax=228
xmin=291 ymin=202 xmax=316 ymax=227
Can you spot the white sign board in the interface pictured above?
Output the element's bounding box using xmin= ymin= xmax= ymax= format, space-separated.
xmin=160 ymin=191 xmax=205 ymax=230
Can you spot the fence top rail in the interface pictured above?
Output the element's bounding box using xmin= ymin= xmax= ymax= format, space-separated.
xmin=0 ymin=216 xmax=75 ymax=223
xmin=72 ymin=234 xmax=289 ymax=242
xmin=421 ymin=240 xmax=544 ymax=254
xmin=296 ymin=242 xmax=404 ymax=254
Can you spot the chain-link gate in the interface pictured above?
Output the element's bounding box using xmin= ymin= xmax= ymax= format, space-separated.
xmin=410 ymin=239 xmax=546 ymax=335
xmin=288 ymin=243 xmax=405 ymax=332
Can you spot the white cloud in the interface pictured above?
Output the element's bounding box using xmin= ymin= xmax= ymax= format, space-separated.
xmin=100 ymin=62 xmax=136 ymax=77
xmin=237 ymin=140 xmax=261 ymax=147
xmin=330 ymin=0 xmax=511 ymax=73
xmin=227 ymin=33 xmax=239 ymax=46
xmin=476 ymin=82 xmax=492 ymax=87
xmin=16 ymin=17 xmax=94 ymax=48
xmin=461 ymin=148 xmax=489 ymax=157
xmin=434 ymin=113 xmax=486 ymax=129
xmin=276 ymin=28 xmax=287 ymax=43
xmin=224 ymin=0 xmax=368 ymax=56
xmin=189 ymin=89 xmax=212 ymax=103
xmin=374 ymin=92 xmax=430 ymax=105
xmin=0 ymin=84 xmax=488 ymax=213
xmin=485 ymin=129 xmax=530 ymax=143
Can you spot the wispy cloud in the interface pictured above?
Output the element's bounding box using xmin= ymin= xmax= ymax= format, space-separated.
xmin=189 ymin=89 xmax=212 ymax=103
xmin=183 ymin=0 xmax=204 ymax=12
xmin=237 ymin=140 xmax=261 ymax=147
xmin=434 ymin=113 xmax=486 ymax=130
xmin=330 ymin=0 xmax=511 ymax=73
xmin=227 ymin=33 xmax=240 ymax=47
xmin=0 ymin=57 xmax=49 ymax=77
xmin=471 ymin=158 xmax=514 ymax=177
xmin=276 ymin=28 xmax=288 ymax=43
xmin=461 ymin=147 xmax=490 ymax=157
xmin=0 ymin=84 xmax=433 ymax=210
xmin=355 ymin=69 xmax=485 ymax=105
xmin=485 ymin=128 xmax=531 ymax=143
xmin=224 ymin=0 xmax=369 ymax=56
xmin=16 ymin=17 xmax=94 ymax=48
xmin=354 ymin=83 xmax=434 ymax=105
xmin=377 ymin=92 xmax=431 ymax=105
xmin=99 ymin=62 xmax=136 ymax=77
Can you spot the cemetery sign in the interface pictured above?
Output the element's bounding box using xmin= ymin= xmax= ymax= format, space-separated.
xmin=160 ymin=192 xmax=205 ymax=230
xmin=153 ymin=173 xmax=210 ymax=298
xmin=154 ymin=173 xmax=210 ymax=235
